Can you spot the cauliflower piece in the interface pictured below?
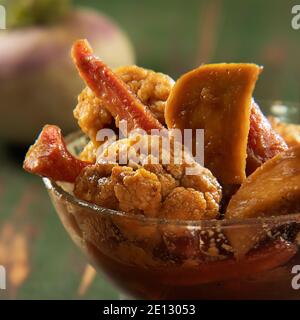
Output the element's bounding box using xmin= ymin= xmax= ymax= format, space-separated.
xmin=143 ymin=163 xmax=179 ymax=199
xmin=74 ymin=163 xmax=118 ymax=210
xmin=74 ymin=87 xmax=113 ymax=142
xmin=74 ymin=135 xmax=222 ymax=220
xmin=79 ymin=140 xmax=98 ymax=163
xmin=112 ymin=166 xmax=162 ymax=216
xmin=116 ymin=65 xmax=174 ymax=125
xmin=181 ymin=172 xmax=222 ymax=212
xmin=160 ymin=187 xmax=210 ymax=220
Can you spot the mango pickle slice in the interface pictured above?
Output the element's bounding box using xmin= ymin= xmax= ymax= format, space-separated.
xmin=165 ymin=63 xmax=262 ymax=185
xmin=226 ymin=145 xmax=300 ymax=257
xmin=23 ymin=125 xmax=91 ymax=182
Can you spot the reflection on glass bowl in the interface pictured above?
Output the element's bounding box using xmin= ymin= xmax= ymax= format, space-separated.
xmin=43 ymin=101 xmax=300 ymax=299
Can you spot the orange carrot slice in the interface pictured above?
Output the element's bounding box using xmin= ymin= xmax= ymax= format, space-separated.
xmin=71 ymin=39 xmax=163 ymax=134
xmin=23 ymin=125 xmax=90 ymax=182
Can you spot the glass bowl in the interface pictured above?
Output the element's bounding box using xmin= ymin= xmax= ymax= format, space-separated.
xmin=43 ymin=101 xmax=300 ymax=299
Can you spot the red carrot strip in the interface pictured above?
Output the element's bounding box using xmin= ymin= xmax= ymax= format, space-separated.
xmin=23 ymin=125 xmax=91 ymax=182
xmin=247 ymin=101 xmax=288 ymax=175
xmin=71 ymin=39 xmax=163 ymax=134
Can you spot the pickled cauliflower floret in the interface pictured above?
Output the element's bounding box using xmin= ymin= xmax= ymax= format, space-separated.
xmin=79 ymin=140 xmax=98 ymax=162
xmin=112 ymin=166 xmax=162 ymax=217
xmin=74 ymin=66 xmax=174 ymax=162
xmin=116 ymin=65 xmax=174 ymax=125
xmin=161 ymin=187 xmax=208 ymax=220
xmin=74 ymin=134 xmax=222 ymax=220
xmin=73 ymin=163 xmax=118 ymax=210
xmin=143 ymin=163 xmax=179 ymax=198
xmin=74 ymin=87 xmax=113 ymax=142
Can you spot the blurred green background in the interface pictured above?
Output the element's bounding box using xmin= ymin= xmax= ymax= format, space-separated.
xmin=76 ymin=0 xmax=300 ymax=101
xmin=0 ymin=0 xmax=299 ymax=300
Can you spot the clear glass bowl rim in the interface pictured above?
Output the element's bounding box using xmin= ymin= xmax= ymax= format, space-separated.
xmin=43 ymin=177 xmax=300 ymax=228
xmin=43 ymin=106 xmax=300 ymax=229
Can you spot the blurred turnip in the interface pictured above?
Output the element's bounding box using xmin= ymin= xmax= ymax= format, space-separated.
xmin=0 ymin=0 xmax=135 ymax=143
